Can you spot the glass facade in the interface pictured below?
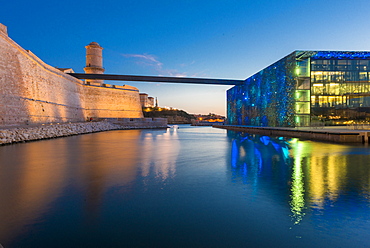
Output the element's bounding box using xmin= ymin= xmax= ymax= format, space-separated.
xmin=227 ymin=51 xmax=370 ymax=127
xmin=227 ymin=52 xmax=296 ymax=127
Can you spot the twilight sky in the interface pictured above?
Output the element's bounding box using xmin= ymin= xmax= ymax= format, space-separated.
xmin=2 ymin=0 xmax=370 ymax=115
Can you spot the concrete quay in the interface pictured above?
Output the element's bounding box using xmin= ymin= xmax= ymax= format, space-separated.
xmin=104 ymin=117 xmax=167 ymax=128
xmin=214 ymin=125 xmax=370 ymax=144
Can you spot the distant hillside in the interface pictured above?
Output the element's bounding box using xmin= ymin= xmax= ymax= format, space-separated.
xmin=143 ymin=107 xmax=195 ymax=124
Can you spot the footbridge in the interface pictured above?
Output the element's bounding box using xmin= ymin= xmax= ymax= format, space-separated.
xmin=68 ymin=73 xmax=245 ymax=86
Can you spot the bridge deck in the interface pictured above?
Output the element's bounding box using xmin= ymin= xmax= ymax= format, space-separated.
xmin=68 ymin=73 xmax=244 ymax=85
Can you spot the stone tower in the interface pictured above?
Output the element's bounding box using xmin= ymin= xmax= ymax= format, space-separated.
xmin=83 ymin=42 xmax=105 ymax=85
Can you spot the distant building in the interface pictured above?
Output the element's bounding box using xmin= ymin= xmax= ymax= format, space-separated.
xmin=148 ymin=97 xmax=155 ymax=107
xmin=191 ymin=114 xmax=225 ymax=126
xmin=56 ymin=68 xmax=75 ymax=73
xmin=227 ymin=51 xmax=370 ymax=127
xmin=140 ymin=93 xmax=155 ymax=107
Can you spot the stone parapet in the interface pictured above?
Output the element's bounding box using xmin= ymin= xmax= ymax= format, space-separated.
xmin=0 ymin=23 xmax=7 ymax=35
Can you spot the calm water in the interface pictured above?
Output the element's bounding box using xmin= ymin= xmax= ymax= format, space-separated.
xmin=1 ymin=125 xmax=370 ymax=248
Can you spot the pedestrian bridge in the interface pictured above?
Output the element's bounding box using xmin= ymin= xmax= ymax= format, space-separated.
xmin=68 ymin=73 xmax=244 ymax=86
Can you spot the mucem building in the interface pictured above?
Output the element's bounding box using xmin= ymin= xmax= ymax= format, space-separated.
xmin=227 ymin=51 xmax=370 ymax=127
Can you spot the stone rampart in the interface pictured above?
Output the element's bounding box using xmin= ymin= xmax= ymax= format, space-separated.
xmin=0 ymin=25 xmax=143 ymax=126
xmin=83 ymin=85 xmax=143 ymax=119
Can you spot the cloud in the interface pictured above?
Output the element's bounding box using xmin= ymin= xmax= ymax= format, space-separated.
xmin=122 ymin=54 xmax=163 ymax=69
xmin=158 ymin=69 xmax=187 ymax=77
xmin=179 ymin=61 xmax=195 ymax=68
xmin=122 ymin=53 xmax=191 ymax=77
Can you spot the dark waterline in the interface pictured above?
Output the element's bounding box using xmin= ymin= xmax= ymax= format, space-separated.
xmin=1 ymin=125 xmax=370 ymax=247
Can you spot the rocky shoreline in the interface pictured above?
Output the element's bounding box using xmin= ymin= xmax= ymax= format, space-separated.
xmin=0 ymin=121 xmax=166 ymax=145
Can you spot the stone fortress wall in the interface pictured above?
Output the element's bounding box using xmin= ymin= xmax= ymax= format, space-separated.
xmin=0 ymin=23 xmax=143 ymax=126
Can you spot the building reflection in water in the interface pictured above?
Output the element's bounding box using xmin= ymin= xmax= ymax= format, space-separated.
xmin=228 ymin=131 xmax=370 ymax=224
xmin=0 ymin=138 xmax=69 ymax=243
xmin=289 ymin=140 xmax=306 ymax=224
xmin=139 ymin=127 xmax=179 ymax=181
xmin=0 ymin=128 xmax=181 ymax=244
xmin=0 ymin=130 xmax=143 ymax=242
xmin=229 ymin=132 xmax=291 ymax=189
xmin=75 ymin=130 xmax=142 ymax=219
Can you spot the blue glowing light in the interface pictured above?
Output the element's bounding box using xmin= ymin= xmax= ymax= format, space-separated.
xmin=281 ymin=147 xmax=290 ymax=159
xmin=253 ymin=147 xmax=263 ymax=173
xmin=227 ymin=52 xmax=296 ymax=127
xmin=231 ymin=140 xmax=238 ymax=168
xmin=242 ymin=162 xmax=248 ymax=176
xmin=311 ymin=51 xmax=370 ymax=60
xmin=271 ymin=141 xmax=282 ymax=152
xmin=260 ymin=136 xmax=270 ymax=146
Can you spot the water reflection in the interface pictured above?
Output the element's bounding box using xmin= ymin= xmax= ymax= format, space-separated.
xmin=289 ymin=141 xmax=305 ymax=224
xmin=228 ymin=131 xmax=370 ymax=224
xmin=2 ymin=127 xmax=370 ymax=247
xmin=139 ymin=127 xmax=179 ymax=181
xmin=0 ymin=139 xmax=70 ymax=242
xmin=0 ymin=128 xmax=182 ymax=245
xmin=228 ymin=132 xmax=291 ymax=187
xmin=75 ymin=130 xmax=142 ymax=217
xmin=0 ymin=130 xmax=142 ymax=243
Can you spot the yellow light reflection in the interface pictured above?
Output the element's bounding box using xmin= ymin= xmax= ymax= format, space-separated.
xmin=290 ymin=141 xmax=307 ymax=224
xmin=290 ymin=140 xmax=352 ymax=219
xmin=308 ymin=147 xmax=348 ymax=209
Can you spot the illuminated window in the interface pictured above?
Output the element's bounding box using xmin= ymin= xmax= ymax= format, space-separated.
xmin=295 ymin=102 xmax=310 ymax=114
xmin=295 ymin=90 xmax=310 ymax=101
